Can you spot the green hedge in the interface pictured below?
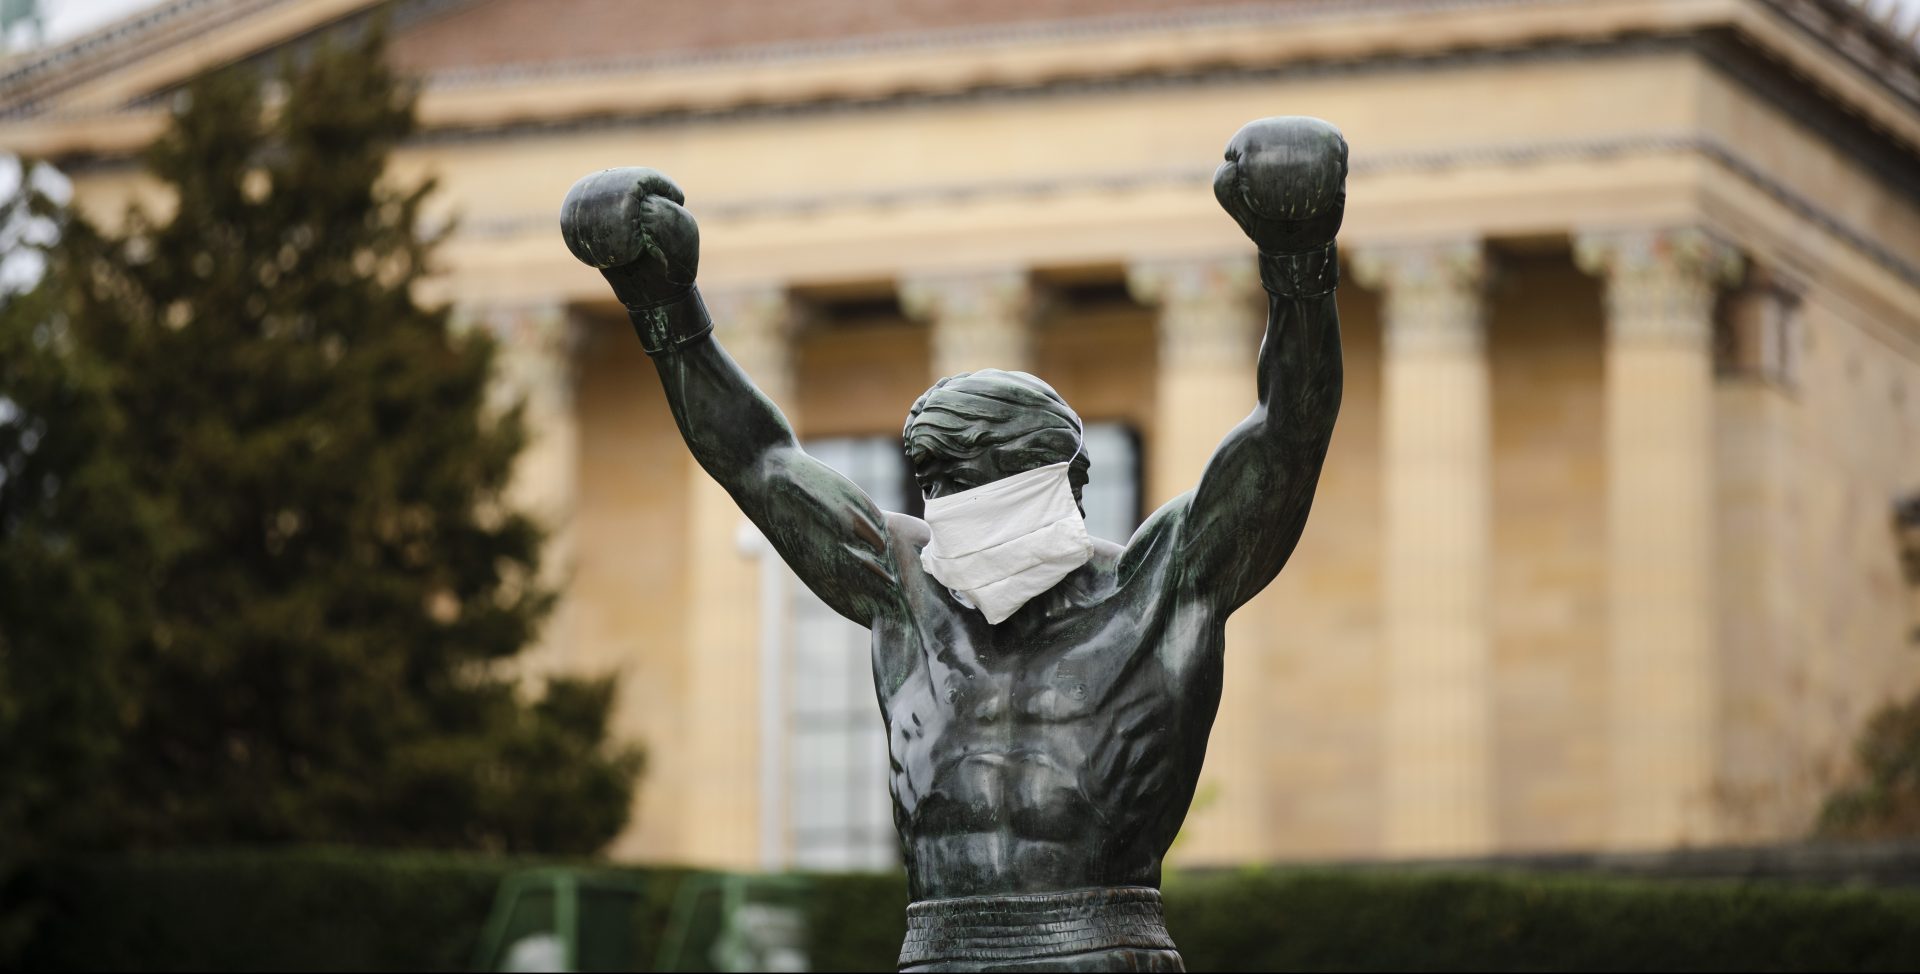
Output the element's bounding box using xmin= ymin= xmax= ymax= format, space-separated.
xmin=1162 ymin=869 xmax=1920 ymax=972
xmin=15 ymin=849 xmax=521 ymax=973
xmin=803 ymin=872 xmax=908 ymax=972
xmin=13 ymin=851 xmax=1920 ymax=972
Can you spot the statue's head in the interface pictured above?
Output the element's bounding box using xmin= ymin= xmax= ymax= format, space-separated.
xmin=903 ymin=369 xmax=1089 ymax=510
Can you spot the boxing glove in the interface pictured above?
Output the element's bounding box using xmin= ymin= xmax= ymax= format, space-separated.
xmin=560 ymin=167 xmax=700 ymax=313
xmin=1213 ymin=117 xmax=1347 ymax=297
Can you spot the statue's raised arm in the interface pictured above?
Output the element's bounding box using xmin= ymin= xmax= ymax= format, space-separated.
xmin=560 ymin=169 xmax=899 ymax=626
xmin=1150 ymin=116 xmax=1347 ymax=614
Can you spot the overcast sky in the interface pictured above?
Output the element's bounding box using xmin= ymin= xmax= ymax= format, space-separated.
xmin=33 ymin=0 xmax=1920 ymax=43
xmin=42 ymin=0 xmax=161 ymax=41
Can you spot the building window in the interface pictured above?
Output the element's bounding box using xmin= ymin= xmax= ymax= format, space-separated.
xmin=1080 ymin=421 xmax=1142 ymax=544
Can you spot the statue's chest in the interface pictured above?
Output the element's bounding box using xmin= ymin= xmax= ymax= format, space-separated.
xmin=925 ymin=605 xmax=1153 ymax=719
xmin=878 ymin=573 xmax=1188 ymax=808
xmin=883 ymin=619 xmax=1170 ymax=766
xmin=931 ymin=655 xmax=1108 ymax=729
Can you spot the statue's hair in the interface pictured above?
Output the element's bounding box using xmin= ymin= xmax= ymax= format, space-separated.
xmin=903 ymin=369 xmax=1091 ymax=503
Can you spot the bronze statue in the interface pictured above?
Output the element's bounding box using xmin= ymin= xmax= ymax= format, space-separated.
xmin=561 ymin=116 xmax=1347 ymax=973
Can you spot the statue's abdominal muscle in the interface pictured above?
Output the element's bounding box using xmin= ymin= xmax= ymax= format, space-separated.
xmin=884 ymin=629 xmax=1189 ymax=894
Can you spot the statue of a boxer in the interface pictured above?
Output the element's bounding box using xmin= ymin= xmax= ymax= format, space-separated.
xmin=561 ymin=116 xmax=1347 ymax=973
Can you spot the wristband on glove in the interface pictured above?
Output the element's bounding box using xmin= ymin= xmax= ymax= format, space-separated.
xmin=629 ymin=286 xmax=714 ymax=357
xmin=1258 ymin=241 xmax=1339 ymax=299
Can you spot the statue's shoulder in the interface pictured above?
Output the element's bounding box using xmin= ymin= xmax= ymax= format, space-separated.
xmin=1115 ymin=493 xmax=1191 ymax=582
xmin=884 ymin=511 xmax=931 ymax=551
xmin=879 ymin=511 xmax=938 ymax=604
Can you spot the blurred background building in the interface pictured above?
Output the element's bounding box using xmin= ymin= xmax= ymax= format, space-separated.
xmin=4 ymin=0 xmax=1920 ymax=872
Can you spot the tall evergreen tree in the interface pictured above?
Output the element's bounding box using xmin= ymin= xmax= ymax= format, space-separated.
xmin=0 ymin=160 xmax=163 ymax=957
xmin=12 ymin=28 xmax=639 ymax=854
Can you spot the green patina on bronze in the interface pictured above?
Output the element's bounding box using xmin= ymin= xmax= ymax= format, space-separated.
xmin=561 ymin=116 xmax=1348 ymax=973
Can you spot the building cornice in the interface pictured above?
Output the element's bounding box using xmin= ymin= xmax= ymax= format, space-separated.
xmin=6 ymin=0 xmax=1917 ymax=150
xmin=0 ymin=0 xmax=269 ymax=94
xmin=1755 ymin=0 xmax=1920 ymax=106
xmin=413 ymin=0 xmax=1618 ymax=89
xmin=1 ymin=0 xmax=358 ymax=114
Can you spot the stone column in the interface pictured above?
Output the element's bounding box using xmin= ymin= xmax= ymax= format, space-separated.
xmin=707 ymin=285 xmax=800 ymax=404
xmin=1712 ymin=272 xmax=1805 ymax=842
xmin=1575 ymin=228 xmax=1741 ymax=850
xmin=1127 ymin=256 xmax=1263 ymax=506
xmin=454 ymin=302 xmax=584 ymax=676
xmin=900 ymin=269 xmax=1037 ymax=376
xmin=1128 ymin=254 xmax=1265 ymax=863
xmin=1352 ymin=241 xmax=1495 ymax=857
xmin=680 ymin=284 xmax=798 ymax=868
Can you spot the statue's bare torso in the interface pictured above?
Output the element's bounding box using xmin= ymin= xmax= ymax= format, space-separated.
xmin=877 ymin=515 xmax=1218 ymax=900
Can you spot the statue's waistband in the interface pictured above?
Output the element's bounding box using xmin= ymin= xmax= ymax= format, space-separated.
xmin=897 ymin=886 xmax=1177 ymax=969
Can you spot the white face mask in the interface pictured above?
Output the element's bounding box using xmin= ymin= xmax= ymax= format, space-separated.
xmin=919 ymin=459 xmax=1093 ymax=625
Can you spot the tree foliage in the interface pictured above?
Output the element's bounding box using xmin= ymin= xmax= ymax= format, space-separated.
xmin=0 ymin=161 xmax=161 ymax=960
xmin=1818 ymin=694 xmax=1920 ymax=840
xmin=0 ymin=28 xmax=639 ymax=862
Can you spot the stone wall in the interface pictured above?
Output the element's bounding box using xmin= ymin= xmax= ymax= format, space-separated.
xmin=1712 ymin=285 xmax=1920 ymax=841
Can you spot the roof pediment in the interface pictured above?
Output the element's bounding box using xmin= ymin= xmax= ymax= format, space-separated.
xmin=2 ymin=0 xmax=381 ymax=117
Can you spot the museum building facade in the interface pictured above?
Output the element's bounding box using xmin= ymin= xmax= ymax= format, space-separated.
xmin=6 ymin=0 xmax=1920 ymax=869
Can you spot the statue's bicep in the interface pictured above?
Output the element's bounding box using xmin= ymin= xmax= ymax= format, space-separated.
xmin=757 ymin=449 xmax=901 ymax=623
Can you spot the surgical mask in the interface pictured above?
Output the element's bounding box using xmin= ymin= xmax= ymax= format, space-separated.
xmin=920 ymin=458 xmax=1092 ymax=625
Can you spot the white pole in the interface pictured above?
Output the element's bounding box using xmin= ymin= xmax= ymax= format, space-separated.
xmin=736 ymin=519 xmax=788 ymax=873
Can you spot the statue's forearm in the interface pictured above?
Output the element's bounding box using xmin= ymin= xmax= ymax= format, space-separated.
xmin=1175 ymin=243 xmax=1343 ymax=609
xmin=639 ymin=287 xmax=798 ymax=489
xmin=636 ymin=285 xmax=899 ymax=623
xmin=1254 ymin=243 xmax=1343 ymax=442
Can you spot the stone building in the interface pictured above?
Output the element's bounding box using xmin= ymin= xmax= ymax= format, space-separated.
xmin=5 ymin=0 xmax=1920 ymax=869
